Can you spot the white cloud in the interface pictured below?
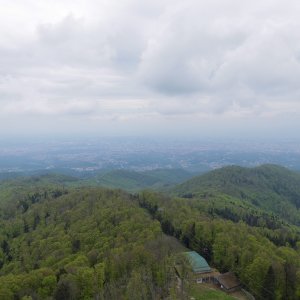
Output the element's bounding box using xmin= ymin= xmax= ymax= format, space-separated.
xmin=1 ymin=0 xmax=300 ymax=137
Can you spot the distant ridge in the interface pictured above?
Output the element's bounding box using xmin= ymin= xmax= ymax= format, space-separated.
xmin=85 ymin=168 xmax=193 ymax=191
xmin=0 ymin=168 xmax=193 ymax=192
xmin=173 ymin=164 xmax=300 ymax=225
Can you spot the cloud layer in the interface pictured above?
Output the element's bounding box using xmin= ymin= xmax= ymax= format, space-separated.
xmin=1 ymin=0 xmax=300 ymax=136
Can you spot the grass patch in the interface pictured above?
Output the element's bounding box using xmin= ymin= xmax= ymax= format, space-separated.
xmin=189 ymin=285 xmax=236 ymax=300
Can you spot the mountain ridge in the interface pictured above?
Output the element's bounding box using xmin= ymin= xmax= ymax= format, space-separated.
xmin=173 ymin=164 xmax=300 ymax=225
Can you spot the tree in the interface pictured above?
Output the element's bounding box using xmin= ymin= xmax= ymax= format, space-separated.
xmin=126 ymin=270 xmax=148 ymax=300
xmin=262 ymin=266 xmax=276 ymax=300
xmin=54 ymin=276 xmax=78 ymax=300
xmin=38 ymin=275 xmax=57 ymax=298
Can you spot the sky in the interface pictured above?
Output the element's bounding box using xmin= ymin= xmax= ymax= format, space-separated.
xmin=1 ymin=0 xmax=300 ymax=140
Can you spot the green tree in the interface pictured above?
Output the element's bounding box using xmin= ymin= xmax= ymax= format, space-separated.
xmin=262 ymin=266 xmax=276 ymax=300
xmin=126 ymin=270 xmax=148 ymax=300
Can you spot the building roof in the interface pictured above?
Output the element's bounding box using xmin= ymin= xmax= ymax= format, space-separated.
xmin=184 ymin=251 xmax=211 ymax=273
xmin=217 ymin=272 xmax=241 ymax=290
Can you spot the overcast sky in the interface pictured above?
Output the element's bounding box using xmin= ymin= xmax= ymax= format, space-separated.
xmin=1 ymin=0 xmax=300 ymax=139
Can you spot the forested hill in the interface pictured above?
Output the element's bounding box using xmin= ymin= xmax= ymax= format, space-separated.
xmin=173 ymin=164 xmax=300 ymax=225
xmin=0 ymin=168 xmax=193 ymax=192
xmin=0 ymin=165 xmax=299 ymax=299
xmin=0 ymin=174 xmax=78 ymax=214
xmin=0 ymin=185 xmax=186 ymax=299
xmin=83 ymin=168 xmax=193 ymax=191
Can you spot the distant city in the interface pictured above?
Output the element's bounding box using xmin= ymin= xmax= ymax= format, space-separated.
xmin=0 ymin=137 xmax=300 ymax=175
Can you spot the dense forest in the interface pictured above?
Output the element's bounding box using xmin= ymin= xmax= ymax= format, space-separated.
xmin=0 ymin=185 xmax=181 ymax=299
xmin=138 ymin=191 xmax=300 ymax=299
xmin=0 ymin=164 xmax=299 ymax=299
xmin=173 ymin=164 xmax=300 ymax=225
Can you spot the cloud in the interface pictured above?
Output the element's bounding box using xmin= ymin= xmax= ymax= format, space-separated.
xmin=139 ymin=1 xmax=300 ymax=102
xmin=1 ymin=0 xmax=300 ymax=137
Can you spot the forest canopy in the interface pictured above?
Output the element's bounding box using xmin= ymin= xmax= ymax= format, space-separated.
xmin=0 ymin=165 xmax=299 ymax=299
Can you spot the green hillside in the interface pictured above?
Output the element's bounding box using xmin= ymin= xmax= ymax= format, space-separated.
xmin=138 ymin=190 xmax=300 ymax=300
xmin=144 ymin=168 xmax=193 ymax=185
xmin=0 ymin=174 xmax=78 ymax=218
xmin=0 ymin=165 xmax=299 ymax=299
xmin=0 ymin=185 xmax=183 ymax=299
xmin=0 ymin=168 xmax=193 ymax=193
xmin=173 ymin=164 xmax=300 ymax=225
xmin=85 ymin=168 xmax=192 ymax=191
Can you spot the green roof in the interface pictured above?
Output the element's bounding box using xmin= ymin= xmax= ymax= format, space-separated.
xmin=184 ymin=251 xmax=211 ymax=273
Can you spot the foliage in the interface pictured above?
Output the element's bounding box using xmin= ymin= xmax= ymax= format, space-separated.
xmin=0 ymin=186 xmax=176 ymax=299
xmin=173 ymin=164 xmax=300 ymax=225
xmin=138 ymin=189 xmax=300 ymax=299
xmin=1 ymin=164 xmax=300 ymax=299
xmin=82 ymin=168 xmax=193 ymax=191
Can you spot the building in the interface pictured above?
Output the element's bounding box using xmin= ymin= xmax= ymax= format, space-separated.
xmin=216 ymin=272 xmax=241 ymax=292
xmin=175 ymin=251 xmax=243 ymax=295
xmin=184 ymin=251 xmax=219 ymax=283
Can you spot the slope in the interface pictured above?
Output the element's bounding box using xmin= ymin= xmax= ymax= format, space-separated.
xmin=173 ymin=164 xmax=300 ymax=225
xmin=0 ymin=184 xmax=181 ymax=299
xmin=84 ymin=168 xmax=193 ymax=191
xmin=0 ymin=174 xmax=78 ymax=219
xmin=138 ymin=190 xmax=300 ymax=299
